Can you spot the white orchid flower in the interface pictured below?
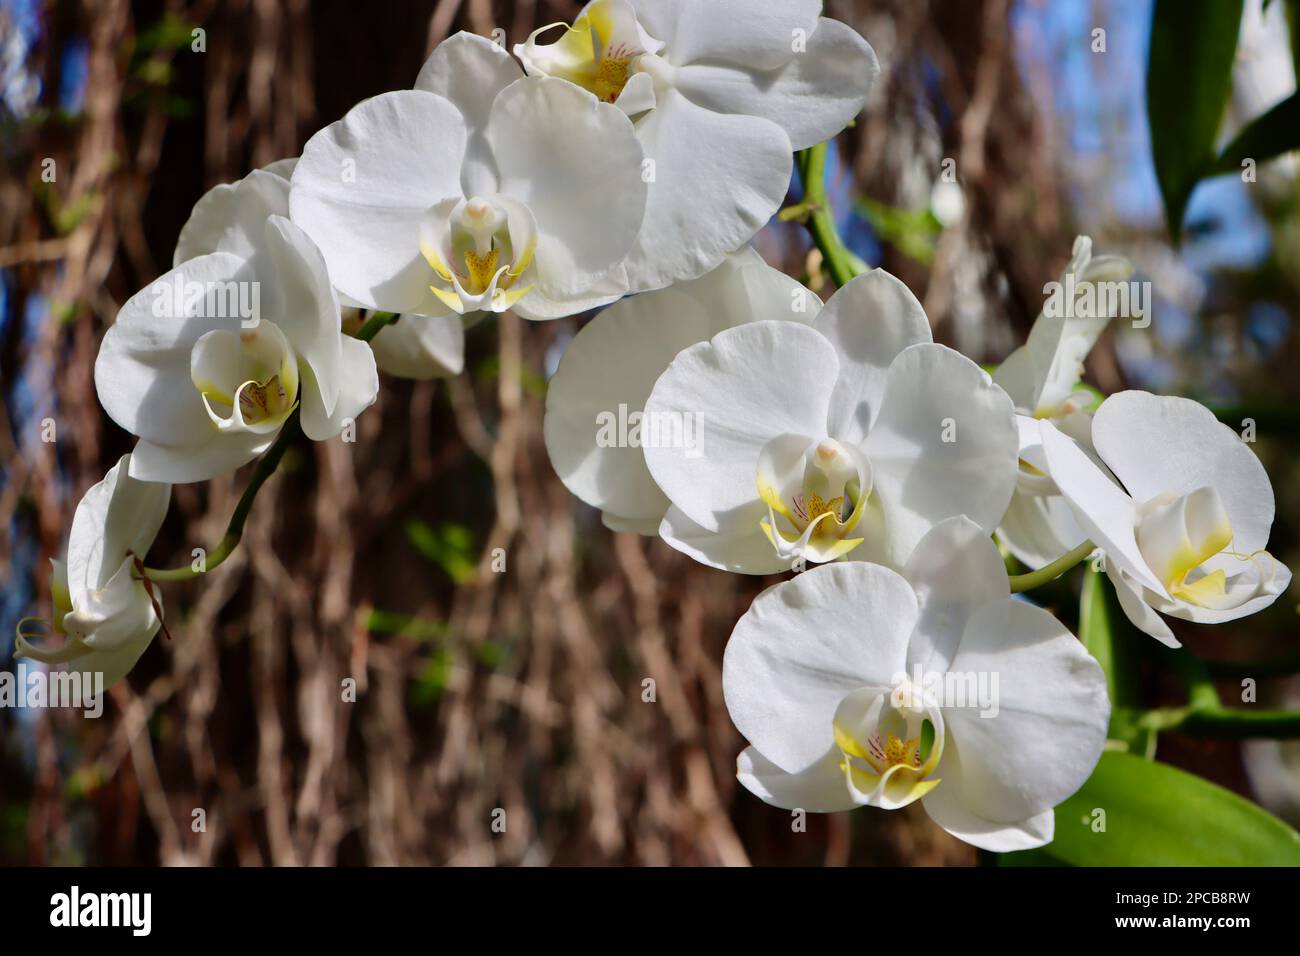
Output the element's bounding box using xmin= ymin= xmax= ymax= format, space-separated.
xmin=1040 ymin=391 xmax=1292 ymax=646
xmin=544 ymin=247 xmax=815 ymax=534
xmin=993 ymin=236 xmax=1135 ymax=568
xmin=724 ymin=517 xmax=1110 ymax=851
xmin=516 ymin=0 xmax=878 ymax=293
xmin=173 ymin=157 xmax=298 ymax=265
xmin=641 ymin=270 xmax=1019 ymax=573
xmin=95 ymin=211 xmax=379 ymax=483
xmin=289 ymin=32 xmax=647 ymax=323
xmin=15 ymin=454 xmax=171 ymax=689
xmin=177 ymin=158 xmax=464 ymax=381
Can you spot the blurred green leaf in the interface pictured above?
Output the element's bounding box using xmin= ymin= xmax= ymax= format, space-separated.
xmin=1004 ymin=751 xmax=1300 ymax=866
xmin=1076 ymin=567 xmax=1138 ymax=749
xmin=0 ymin=805 xmax=27 ymax=859
xmin=411 ymin=649 xmax=453 ymax=706
xmin=1079 ymin=567 xmax=1117 ymax=689
xmin=1079 ymin=568 xmax=1154 ymax=755
xmin=1208 ymin=92 xmax=1300 ymax=177
xmin=475 ymin=354 xmax=547 ymax=397
xmin=366 ymin=609 xmax=446 ymax=642
xmin=162 ymin=94 xmax=196 ymax=119
xmin=40 ymin=184 xmax=98 ymax=235
xmin=134 ymin=14 xmax=197 ymax=55
xmin=853 ymin=196 xmax=939 ymax=265
xmin=476 ymin=640 xmax=507 ymax=668
xmin=1146 ymin=0 xmax=1244 ymax=243
xmin=134 ymin=59 xmax=173 ymax=85
xmin=404 ymin=519 xmax=477 ymax=584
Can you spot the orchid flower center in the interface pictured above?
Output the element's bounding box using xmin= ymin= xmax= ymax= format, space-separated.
xmin=191 ymin=321 xmax=299 ymax=434
xmin=863 ymin=731 xmax=923 ymax=774
xmin=521 ymin=0 xmax=665 ymax=107
xmin=594 ymin=47 xmax=634 ymax=102
xmin=758 ymin=437 xmax=874 ymax=564
xmin=1134 ymin=486 xmax=1274 ymax=608
xmin=421 ymin=196 xmax=536 ymax=315
xmin=832 ymin=683 xmax=944 ymax=810
xmin=1035 ymin=389 xmax=1091 ymax=423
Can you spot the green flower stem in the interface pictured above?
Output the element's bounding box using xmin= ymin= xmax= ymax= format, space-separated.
xmin=141 ymin=312 xmax=392 ymax=585
xmin=143 ymin=413 xmax=303 ymax=583
xmin=354 ymin=311 xmax=396 ymax=342
xmin=1007 ymin=539 xmax=1096 ymax=593
xmin=1169 ymin=647 xmax=1222 ymax=711
xmin=1139 ymin=647 xmax=1300 ymax=739
xmin=1139 ymin=706 xmax=1300 ymax=738
xmin=793 ymin=142 xmax=864 ymax=288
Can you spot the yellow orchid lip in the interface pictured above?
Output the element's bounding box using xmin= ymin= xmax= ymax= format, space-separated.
xmin=833 ymin=684 xmax=945 ymax=810
xmin=1132 ymin=486 xmax=1278 ymax=610
xmin=191 ymin=323 xmax=300 ymax=434
xmin=593 ymin=53 xmax=633 ymax=102
xmin=518 ymin=0 xmax=665 ymax=106
xmin=756 ymin=436 xmax=873 ymax=564
xmin=421 ymin=195 xmax=539 ymax=314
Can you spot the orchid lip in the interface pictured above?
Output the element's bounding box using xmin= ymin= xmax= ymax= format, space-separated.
xmin=1134 ymin=486 xmax=1277 ymax=610
xmin=191 ymin=321 xmax=300 ymax=434
xmin=756 ymin=434 xmax=873 ymax=564
xmin=833 ymin=684 xmax=944 ymax=810
xmin=517 ymin=0 xmax=666 ymax=106
xmin=14 ymin=616 xmax=90 ymax=665
xmin=422 ymin=195 xmax=538 ymax=314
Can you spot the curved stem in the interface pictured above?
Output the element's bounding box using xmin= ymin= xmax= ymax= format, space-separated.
xmin=794 ymin=142 xmax=864 ymax=288
xmin=1169 ymin=647 xmax=1222 ymax=711
xmin=142 ymin=413 xmax=303 ymax=582
xmin=353 ymin=311 xmax=396 ymax=342
xmin=142 ymin=311 xmax=392 ymax=585
xmin=1139 ymin=647 xmax=1300 ymax=739
xmin=1139 ymin=706 xmax=1300 ymax=738
xmin=1007 ymin=539 xmax=1096 ymax=593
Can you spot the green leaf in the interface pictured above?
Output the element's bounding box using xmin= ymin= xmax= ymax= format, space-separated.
xmin=366 ymin=609 xmax=446 ymax=642
xmin=1080 ymin=569 xmax=1157 ymax=756
xmin=853 ymin=196 xmax=939 ymax=266
xmin=1208 ymin=91 xmax=1300 ymax=176
xmin=1005 ymin=751 xmax=1300 ymax=866
xmin=1146 ymin=0 xmax=1245 ymax=243
xmin=403 ymin=519 xmax=477 ymax=584
xmin=411 ymin=649 xmax=454 ymax=706
xmin=134 ymin=14 xmax=198 ymax=55
xmin=1079 ymin=567 xmax=1122 ymax=699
